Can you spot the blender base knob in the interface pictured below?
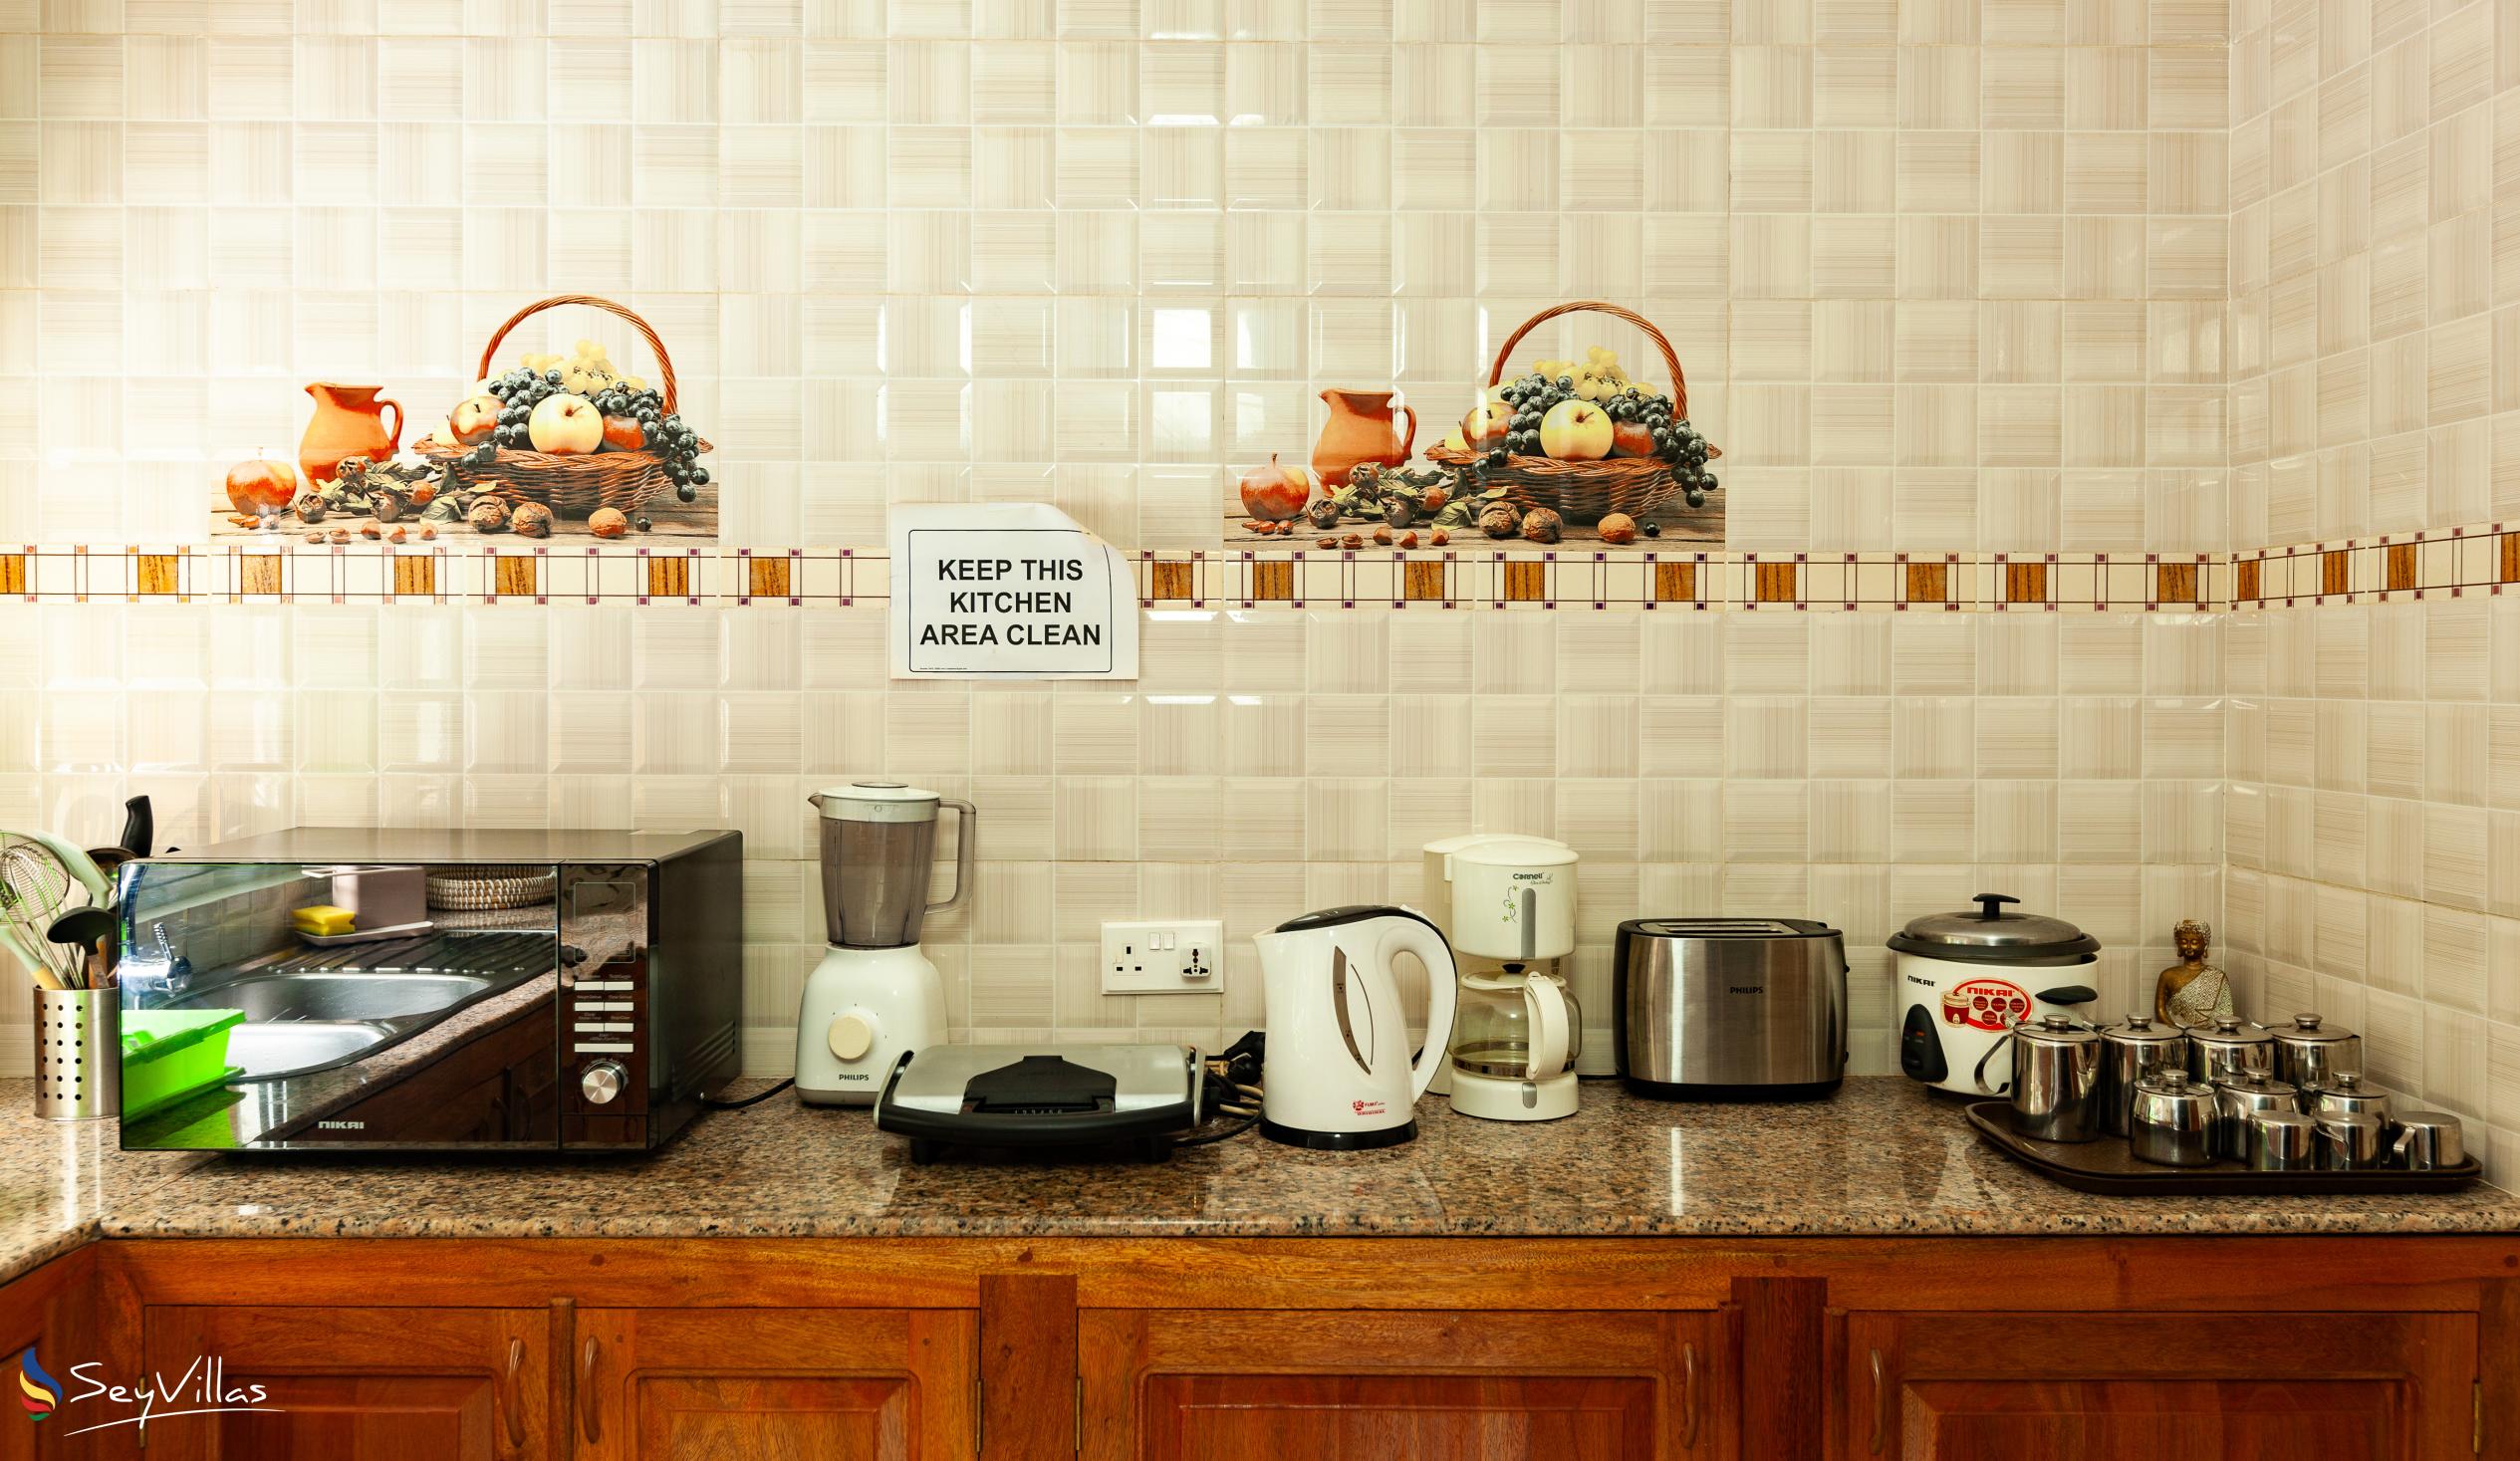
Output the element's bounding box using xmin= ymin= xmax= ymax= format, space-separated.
xmin=829 ymin=1014 xmax=875 ymax=1062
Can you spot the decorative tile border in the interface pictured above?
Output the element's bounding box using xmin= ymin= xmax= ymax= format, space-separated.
xmin=6 ymin=536 xmax=2453 ymax=612
xmin=2233 ymin=525 xmax=2512 ymax=609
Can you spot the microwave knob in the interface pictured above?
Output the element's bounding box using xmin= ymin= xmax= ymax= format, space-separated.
xmin=581 ymin=1060 xmax=628 ymax=1105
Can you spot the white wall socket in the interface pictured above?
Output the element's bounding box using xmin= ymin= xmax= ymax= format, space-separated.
xmin=1100 ymin=920 xmax=1224 ymax=995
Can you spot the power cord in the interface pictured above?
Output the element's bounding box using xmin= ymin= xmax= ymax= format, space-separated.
xmin=702 ymin=1078 xmax=795 ymax=1109
xmin=1170 ymin=1032 xmax=1265 ymax=1149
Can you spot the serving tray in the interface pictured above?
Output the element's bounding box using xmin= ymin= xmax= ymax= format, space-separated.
xmin=1964 ymin=1101 xmax=2483 ymax=1196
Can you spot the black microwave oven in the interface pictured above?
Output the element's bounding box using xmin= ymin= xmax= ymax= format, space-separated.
xmin=114 ymin=829 xmax=742 ymax=1153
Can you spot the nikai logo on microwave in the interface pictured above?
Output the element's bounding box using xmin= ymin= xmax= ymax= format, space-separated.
xmin=18 ymin=1347 xmax=282 ymax=1438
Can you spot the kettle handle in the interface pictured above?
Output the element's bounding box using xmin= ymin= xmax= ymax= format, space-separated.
xmin=1524 ymin=974 xmax=1572 ymax=1081
xmin=1375 ymin=914 xmax=1457 ymax=1103
xmin=926 ymin=800 xmax=977 ymax=915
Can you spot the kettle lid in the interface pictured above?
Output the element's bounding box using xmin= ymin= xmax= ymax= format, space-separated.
xmin=811 ymin=781 xmax=941 ymax=823
xmin=1272 ymin=903 xmax=1443 ymax=936
xmin=1889 ymin=893 xmax=2100 ymax=966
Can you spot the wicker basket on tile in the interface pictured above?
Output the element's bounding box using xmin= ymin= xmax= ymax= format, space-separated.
xmin=416 ymin=295 xmax=711 ymax=520
xmin=1422 ymin=301 xmax=1720 ymax=526
xmin=426 ymin=867 xmax=558 ymax=912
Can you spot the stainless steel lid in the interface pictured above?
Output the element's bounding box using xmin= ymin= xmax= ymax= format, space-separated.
xmin=2133 ymin=1068 xmax=2210 ymax=1101
xmin=1888 ymin=893 xmax=2101 ymax=966
xmin=2189 ymin=1016 xmax=2272 ymax=1049
xmin=2303 ymin=1070 xmax=2389 ymax=1100
xmin=2012 ymin=1013 xmax=2098 ymax=1047
xmin=2213 ymin=1073 xmax=2296 ymax=1098
xmin=2273 ymin=1012 xmax=2355 ymax=1045
xmin=2100 ymin=1014 xmax=2183 ymax=1047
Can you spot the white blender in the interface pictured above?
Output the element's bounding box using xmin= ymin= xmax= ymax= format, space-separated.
xmin=796 ymin=783 xmax=974 ymax=1105
xmin=1423 ymin=834 xmax=1581 ymax=1121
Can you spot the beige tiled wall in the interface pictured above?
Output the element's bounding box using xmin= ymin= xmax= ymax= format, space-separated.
xmin=3 ymin=602 xmax=2223 ymax=1081
xmin=0 ymin=0 xmax=2231 ymax=555
xmin=0 ymin=0 xmax=2249 ymax=1103
xmin=2220 ymin=0 xmax=2520 ymax=1174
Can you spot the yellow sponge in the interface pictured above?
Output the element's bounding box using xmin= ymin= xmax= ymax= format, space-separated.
xmin=292 ymin=905 xmax=356 ymax=936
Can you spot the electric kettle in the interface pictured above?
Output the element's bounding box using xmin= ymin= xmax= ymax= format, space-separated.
xmin=1253 ymin=904 xmax=1458 ymax=1149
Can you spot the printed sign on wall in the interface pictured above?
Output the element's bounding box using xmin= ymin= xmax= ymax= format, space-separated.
xmin=887 ymin=504 xmax=1138 ymax=680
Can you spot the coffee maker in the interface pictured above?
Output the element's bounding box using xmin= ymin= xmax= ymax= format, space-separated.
xmin=1422 ymin=834 xmax=1581 ymax=1121
xmin=795 ymin=783 xmax=974 ymax=1106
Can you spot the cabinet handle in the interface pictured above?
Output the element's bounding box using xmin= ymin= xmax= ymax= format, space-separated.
xmin=1680 ymin=1341 xmax=1699 ymax=1449
xmin=1869 ymin=1347 xmax=1887 ymax=1455
xmin=580 ymin=1336 xmax=604 ymax=1446
xmin=501 ymin=1338 xmax=526 ymax=1452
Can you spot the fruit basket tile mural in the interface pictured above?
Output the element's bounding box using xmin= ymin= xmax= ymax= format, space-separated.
xmin=210 ymin=298 xmax=720 ymax=546
xmin=1225 ymin=303 xmax=1725 ymax=552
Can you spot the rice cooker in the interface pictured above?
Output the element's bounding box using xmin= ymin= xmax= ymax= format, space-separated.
xmin=1892 ymin=893 xmax=2099 ymax=1098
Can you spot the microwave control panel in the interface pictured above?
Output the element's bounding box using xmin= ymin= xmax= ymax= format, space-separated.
xmin=559 ymin=865 xmax=651 ymax=1144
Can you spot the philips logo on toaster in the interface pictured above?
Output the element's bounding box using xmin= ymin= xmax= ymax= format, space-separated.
xmin=1728 ymin=985 xmax=1764 ymax=996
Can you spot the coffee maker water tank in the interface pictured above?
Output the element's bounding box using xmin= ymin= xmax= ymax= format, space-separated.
xmin=1423 ymin=834 xmax=1578 ymax=963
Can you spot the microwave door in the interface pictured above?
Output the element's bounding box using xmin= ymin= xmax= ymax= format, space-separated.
xmin=117 ymin=861 xmax=566 ymax=1151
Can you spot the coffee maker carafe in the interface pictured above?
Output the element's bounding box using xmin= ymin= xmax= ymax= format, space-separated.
xmin=1423 ymin=834 xmax=1581 ymax=1121
xmin=795 ymin=783 xmax=974 ymax=1105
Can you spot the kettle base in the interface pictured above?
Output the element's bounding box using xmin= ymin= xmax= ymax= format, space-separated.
xmin=1259 ymin=1117 xmax=1416 ymax=1150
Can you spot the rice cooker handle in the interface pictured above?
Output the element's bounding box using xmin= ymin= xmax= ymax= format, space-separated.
xmin=1971 ymin=893 xmax=2019 ymax=920
xmin=2036 ymin=985 xmax=2099 ymax=1006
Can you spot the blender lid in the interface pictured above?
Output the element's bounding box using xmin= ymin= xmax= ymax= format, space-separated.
xmin=1889 ymin=892 xmax=2100 ymax=966
xmin=812 ymin=781 xmax=942 ymax=823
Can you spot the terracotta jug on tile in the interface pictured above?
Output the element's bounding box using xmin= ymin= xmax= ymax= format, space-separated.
xmin=1311 ymin=389 xmax=1416 ymax=488
xmin=300 ymin=382 xmax=403 ymax=485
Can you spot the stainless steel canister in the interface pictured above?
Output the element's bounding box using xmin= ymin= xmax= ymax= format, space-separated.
xmin=2185 ymin=1016 xmax=2275 ymax=1084
xmin=2128 ymin=1068 xmax=2217 ymax=1167
xmin=2267 ymin=1012 xmax=2360 ymax=1090
xmin=2096 ymin=1014 xmax=2184 ymax=1137
xmin=2007 ymin=1014 xmax=2105 ymax=1143
xmin=2212 ymin=1074 xmax=2301 ymax=1160
xmin=2391 ymin=1110 xmax=2465 ymax=1169
xmin=2303 ymin=1071 xmax=2394 ymax=1126
xmin=2246 ymin=1110 xmax=2317 ymax=1170
xmin=2317 ymin=1110 xmax=2387 ymax=1170
xmin=34 ymin=987 xmax=118 ymax=1121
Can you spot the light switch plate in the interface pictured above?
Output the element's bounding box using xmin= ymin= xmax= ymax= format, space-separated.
xmin=1100 ymin=920 xmax=1224 ymax=994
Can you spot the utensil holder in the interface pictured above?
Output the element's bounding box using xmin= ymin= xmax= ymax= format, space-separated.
xmin=34 ymin=987 xmax=117 ymax=1121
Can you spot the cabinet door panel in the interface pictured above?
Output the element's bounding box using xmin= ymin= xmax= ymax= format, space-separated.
xmin=139 ymin=1307 xmax=545 ymax=1461
xmin=1843 ymin=1311 xmax=2474 ymax=1461
xmin=577 ymin=1308 xmax=973 ymax=1461
xmin=1085 ymin=1310 xmax=1728 ymax=1461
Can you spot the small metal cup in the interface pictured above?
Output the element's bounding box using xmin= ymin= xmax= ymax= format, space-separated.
xmin=34 ymin=987 xmax=119 ymax=1121
xmin=2316 ymin=1110 xmax=2386 ymax=1170
xmin=2244 ymin=1110 xmax=2317 ymax=1171
xmin=2391 ymin=1110 xmax=2465 ymax=1170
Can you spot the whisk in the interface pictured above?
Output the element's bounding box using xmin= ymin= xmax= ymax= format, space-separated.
xmin=0 ymin=838 xmax=85 ymax=987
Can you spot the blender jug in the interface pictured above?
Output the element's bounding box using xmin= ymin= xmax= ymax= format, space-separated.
xmin=811 ymin=783 xmax=975 ymax=949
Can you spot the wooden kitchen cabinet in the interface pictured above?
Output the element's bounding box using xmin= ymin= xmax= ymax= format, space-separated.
xmin=135 ymin=1306 xmax=550 ymax=1461
xmin=573 ymin=1308 xmax=975 ymax=1461
xmin=1839 ymin=1310 xmax=2476 ymax=1461
xmin=1081 ymin=1309 xmax=1734 ymax=1461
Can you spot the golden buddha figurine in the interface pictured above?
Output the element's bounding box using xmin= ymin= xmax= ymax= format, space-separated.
xmin=2155 ymin=919 xmax=2234 ymax=1028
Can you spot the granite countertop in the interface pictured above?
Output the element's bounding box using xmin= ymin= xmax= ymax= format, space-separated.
xmin=0 ymin=1077 xmax=2486 ymax=1284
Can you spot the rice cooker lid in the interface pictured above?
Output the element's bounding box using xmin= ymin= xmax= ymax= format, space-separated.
xmin=1890 ymin=893 xmax=2100 ymax=967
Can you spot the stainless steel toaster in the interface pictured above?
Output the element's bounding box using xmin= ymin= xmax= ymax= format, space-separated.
xmin=1612 ymin=917 xmax=1848 ymax=1100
